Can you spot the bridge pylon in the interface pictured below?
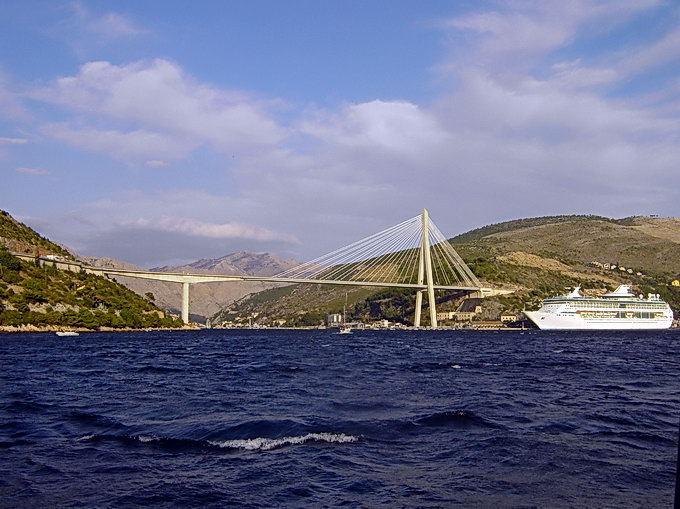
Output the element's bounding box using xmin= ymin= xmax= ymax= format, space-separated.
xmin=414 ymin=208 xmax=437 ymax=328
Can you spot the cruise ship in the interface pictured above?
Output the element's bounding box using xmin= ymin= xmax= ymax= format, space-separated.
xmin=525 ymin=285 xmax=673 ymax=330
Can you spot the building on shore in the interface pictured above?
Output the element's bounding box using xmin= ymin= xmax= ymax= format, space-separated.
xmin=327 ymin=313 xmax=343 ymax=326
xmin=500 ymin=313 xmax=518 ymax=323
xmin=455 ymin=298 xmax=483 ymax=321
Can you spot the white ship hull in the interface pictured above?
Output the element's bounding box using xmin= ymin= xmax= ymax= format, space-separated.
xmin=525 ymin=310 xmax=672 ymax=330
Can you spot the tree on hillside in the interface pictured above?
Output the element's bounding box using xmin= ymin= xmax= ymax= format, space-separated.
xmin=0 ymin=245 xmax=21 ymax=272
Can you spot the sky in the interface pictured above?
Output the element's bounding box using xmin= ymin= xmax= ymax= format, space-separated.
xmin=2 ymin=0 xmax=680 ymax=267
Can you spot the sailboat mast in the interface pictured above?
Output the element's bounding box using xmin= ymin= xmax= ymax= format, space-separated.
xmin=343 ymin=292 xmax=347 ymax=324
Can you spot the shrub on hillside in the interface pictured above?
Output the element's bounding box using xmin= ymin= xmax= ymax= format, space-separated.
xmin=0 ymin=310 xmax=22 ymax=326
xmin=0 ymin=246 xmax=21 ymax=272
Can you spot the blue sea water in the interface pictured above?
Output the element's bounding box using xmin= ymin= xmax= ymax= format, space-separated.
xmin=0 ymin=329 xmax=678 ymax=508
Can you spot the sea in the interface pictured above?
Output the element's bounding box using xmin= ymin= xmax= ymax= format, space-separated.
xmin=1 ymin=329 xmax=678 ymax=508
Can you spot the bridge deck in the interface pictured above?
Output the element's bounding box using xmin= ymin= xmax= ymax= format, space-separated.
xmin=91 ymin=266 xmax=498 ymax=292
xmin=13 ymin=253 xmax=509 ymax=295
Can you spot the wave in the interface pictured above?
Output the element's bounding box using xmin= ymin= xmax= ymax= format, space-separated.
xmin=77 ymin=432 xmax=358 ymax=452
xmin=589 ymin=430 xmax=675 ymax=446
xmin=67 ymin=411 xmax=125 ymax=430
xmin=77 ymin=433 xmax=205 ymax=452
xmin=0 ymin=439 xmax=34 ymax=449
xmin=329 ymin=401 xmax=399 ymax=412
xmin=209 ymin=433 xmax=358 ymax=451
xmin=414 ymin=410 xmax=504 ymax=430
xmin=77 ymin=433 xmax=161 ymax=444
xmin=533 ymin=422 xmax=579 ymax=433
xmin=2 ymin=400 xmax=51 ymax=413
xmin=585 ymin=412 xmax=637 ymax=427
xmin=135 ymin=365 xmax=183 ymax=374
xmin=403 ymin=361 xmax=465 ymax=373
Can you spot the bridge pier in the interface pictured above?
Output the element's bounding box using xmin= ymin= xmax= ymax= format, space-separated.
xmin=182 ymin=282 xmax=190 ymax=324
xmin=414 ymin=290 xmax=424 ymax=327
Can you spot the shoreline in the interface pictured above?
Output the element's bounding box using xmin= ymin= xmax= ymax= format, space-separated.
xmin=4 ymin=324 xmax=675 ymax=334
xmin=0 ymin=324 xmax=524 ymax=333
xmin=0 ymin=324 xmax=198 ymax=334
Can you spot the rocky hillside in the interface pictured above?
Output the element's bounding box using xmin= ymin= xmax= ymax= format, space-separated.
xmin=80 ymin=251 xmax=299 ymax=321
xmin=218 ymin=215 xmax=680 ymax=326
xmin=0 ymin=210 xmax=72 ymax=259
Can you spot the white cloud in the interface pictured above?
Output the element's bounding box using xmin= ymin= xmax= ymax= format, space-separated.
xmin=446 ymin=7 xmax=572 ymax=64
xmin=35 ymin=59 xmax=286 ymax=163
xmin=132 ymin=216 xmax=298 ymax=243
xmin=42 ymin=123 xmax=195 ymax=161
xmin=15 ymin=167 xmax=49 ymax=175
xmin=68 ymin=1 xmax=148 ymax=39
xmin=617 ymin=24 xmax=680 ymax=76
xmin=45 ymin=3 xmax=150 ymax=60
xmin=85 ymin=11 xmax=147 ymax=38
xmin=300 ymin=100 xmax=450 ymax=158
xmin=549 ymin=60 xmax=619 ymax=90
xmin=145 ymin=160 xmax=168 ymax=167
xmin=436 ymin=69 xmax=674 ymax=140
xmin=0 ymin=137 xmax=28 ymax=144
xmin=0 ymin=73 xmax=31 ymax=121
xmin=440 ymin=0 xmax=661 ymax=75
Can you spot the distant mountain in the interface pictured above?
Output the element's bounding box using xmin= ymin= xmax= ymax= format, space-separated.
xmin=153 ymin=251 xmax=298 ymax=276
xmin=219 ymin=215 xmax=680 ymax=326
xmin=76 ymin=254 xmax=140 ymax=271
xmin=80 ymin=251 xmax=299 ymax=321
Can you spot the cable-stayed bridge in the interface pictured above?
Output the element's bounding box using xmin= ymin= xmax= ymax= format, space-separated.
xmin=24 ymin=209 xmax=510 ymax=327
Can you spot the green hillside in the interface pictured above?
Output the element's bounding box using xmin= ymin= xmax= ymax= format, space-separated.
xmin=0 ymin=246 xmax=183 ymax=329
xmin=0 ymin=211 xmax=184 ymax=330
xmin=450 ymin=215 xmax=614 ymax=243
xmin=214 ymin=284 xmax=379 ymax=327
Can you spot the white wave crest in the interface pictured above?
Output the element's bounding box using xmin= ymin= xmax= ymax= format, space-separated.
xmin=136 ymin=435 xmax=159 ymax=443
xmin=77 ymin=434 xmax=95 ymax=441
xmin=209 ymin=432 xmax=358 ymax=451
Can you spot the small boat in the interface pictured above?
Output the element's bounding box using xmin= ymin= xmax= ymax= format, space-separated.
xmin=336 ymin=293 xmax=353 ymax=334
xmin=56 ymin=331 xmax=79 ymax=337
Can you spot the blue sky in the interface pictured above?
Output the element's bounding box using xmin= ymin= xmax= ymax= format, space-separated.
xmin=2 ymin=0 xmax=680 ymax=267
